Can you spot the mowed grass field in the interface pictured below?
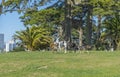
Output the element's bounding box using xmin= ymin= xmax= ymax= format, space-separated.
xmin=0 ymin=51 xmax=120 ymax=77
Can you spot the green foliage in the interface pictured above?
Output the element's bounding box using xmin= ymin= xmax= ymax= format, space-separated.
xmin=20 ymin=8 xmax=64 ymax=26
xmin=2 ymin=0 xmax=56 ymax=13
xmin=91 ymin=0 xmax=120 ymax=16
xmin=13 ymin=46 xmax=25 ymax=52
xmin=14 ymin=26 xmax=52 ymax=51
xmin=71 ymin=28 xmax=79 ymax=39
xmin=101 ymin=13 xmax=120 ymax=50
xmin=20 ymin=7 xmax=64 ymax=41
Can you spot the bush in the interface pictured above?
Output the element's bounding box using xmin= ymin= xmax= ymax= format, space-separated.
xmin=13 ymin=47 xmax=25 ymax=52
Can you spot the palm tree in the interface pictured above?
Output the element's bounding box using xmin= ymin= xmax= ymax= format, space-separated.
xmin=14 ymin=26 xmax=52 ymax=51
xmin=102 ymin=14 xmax=120 ymax=50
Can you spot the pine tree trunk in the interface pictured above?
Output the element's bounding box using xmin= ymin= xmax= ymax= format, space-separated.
xmin=78 ymin=16 xmax=83 ymax=47
xmin=96 ymin=15 xmax=101 ymax=50
xmin=86 ymin=5 xmax=92 ymax=46
xmin=97 ymin=15 xmax=101 ymax=39
xmin=64 ymin=0 xmax=72 ymax=49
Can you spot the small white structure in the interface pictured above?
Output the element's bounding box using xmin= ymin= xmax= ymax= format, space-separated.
xmin=63 ymin=41 xmax=67 ymax=53
xmin=5 ymin=40 xmax=16 ymax=52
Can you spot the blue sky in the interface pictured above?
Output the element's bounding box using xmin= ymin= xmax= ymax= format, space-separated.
xmin=0 ymin=12 xmax=25 ymax=42
xmin=0 ymin=0 xmax=25 ymax=43
xmin=0 ymin=0 xmax=59 ymax=42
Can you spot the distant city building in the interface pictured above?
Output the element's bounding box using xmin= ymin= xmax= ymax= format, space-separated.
xmin=6 ymin=40 xmax=16 ymax=52
xmin=0 ymin=34 xmax=4 ymax=51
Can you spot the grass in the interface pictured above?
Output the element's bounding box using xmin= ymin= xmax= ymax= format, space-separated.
xmin=0 ymin=51 xmax=120 ymax=77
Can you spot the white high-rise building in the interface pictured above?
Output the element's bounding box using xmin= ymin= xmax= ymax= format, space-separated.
xmin=6 ymin=40 xmax=16 ymax=52
xmin=0 ymin=34 xmax=4 ymax=51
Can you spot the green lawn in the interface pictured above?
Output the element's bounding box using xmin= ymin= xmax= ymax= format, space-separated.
xmin=0 ymin=51 xmax=120 ymax=77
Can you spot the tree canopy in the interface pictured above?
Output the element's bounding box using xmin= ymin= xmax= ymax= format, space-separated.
xmin=1 ymin=0 xmax=120 ymax=51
